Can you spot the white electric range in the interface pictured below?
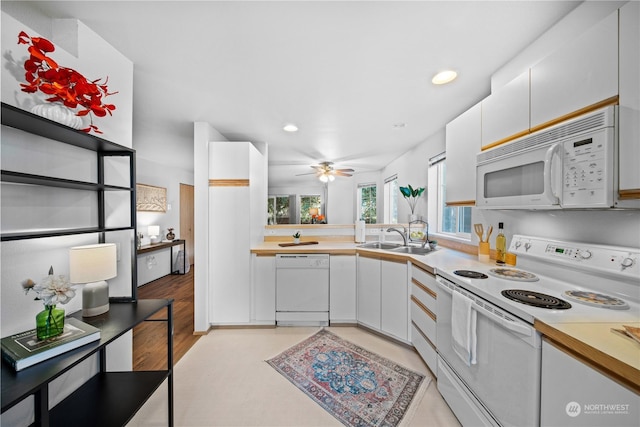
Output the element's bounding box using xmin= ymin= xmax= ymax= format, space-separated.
xmin=434 ymin=235 xmax=640 ymax=427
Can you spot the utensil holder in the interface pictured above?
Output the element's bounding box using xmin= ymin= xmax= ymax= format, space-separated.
xmin=478 ymin=242 xmax=490 ymax=262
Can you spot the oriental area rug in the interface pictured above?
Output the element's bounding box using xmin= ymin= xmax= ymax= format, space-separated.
xmin=267 ymin=329 xmax=429 ymax=427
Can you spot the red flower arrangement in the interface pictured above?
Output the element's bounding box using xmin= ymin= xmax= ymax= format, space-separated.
xmin=17 ymin=31 xmax=117 ymax=134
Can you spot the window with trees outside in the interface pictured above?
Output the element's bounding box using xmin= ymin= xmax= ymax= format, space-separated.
xmin=357 ymin=184 xmax=377 ymax=223
xmin=383 ymin=176 xmax=398 ymax=224
xmin=267 ymin=196 xmax=291 ymax=224
xmin=427 ymin=154 xmax=471 ymax=239
xmin=300 ymin=195 xmax=322 ymax=224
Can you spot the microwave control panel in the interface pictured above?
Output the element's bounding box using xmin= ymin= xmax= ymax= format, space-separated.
xmin=561 ymin=128 xmax=614 ymax=208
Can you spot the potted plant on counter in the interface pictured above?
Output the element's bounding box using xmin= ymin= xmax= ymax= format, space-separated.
xmin=400 ymin=184 xmax=425 ymax=221
xmin=292 ymin=231 xmax=301 ymax=244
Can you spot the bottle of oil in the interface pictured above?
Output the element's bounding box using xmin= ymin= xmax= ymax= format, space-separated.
xmin=495 ymin=222 xmax=506 ymax=264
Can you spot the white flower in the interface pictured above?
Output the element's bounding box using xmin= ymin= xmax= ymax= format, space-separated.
xmin=25 ymin=273 xmax=76 ymax=306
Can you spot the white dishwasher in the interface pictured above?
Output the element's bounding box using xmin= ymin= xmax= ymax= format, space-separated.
xmin=276 ymin=254 xmax=329 ymax=326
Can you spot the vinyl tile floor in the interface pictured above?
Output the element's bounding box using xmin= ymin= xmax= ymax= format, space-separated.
xmin=127 ymin=326 xmax=461 ymax=427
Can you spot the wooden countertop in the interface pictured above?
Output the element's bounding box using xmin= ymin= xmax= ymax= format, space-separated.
xmin=252 ymin=240 xmax=639 ymax=391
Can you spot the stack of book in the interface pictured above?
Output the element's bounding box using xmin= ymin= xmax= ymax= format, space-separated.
xmin=1 ymin=317 xmax=101 ymax=371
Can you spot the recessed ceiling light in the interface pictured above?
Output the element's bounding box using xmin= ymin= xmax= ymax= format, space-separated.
xmin=432 ymin=70 xmax=458 ymax=85
xmin=283 ymin=124 xmax=298 ymax=132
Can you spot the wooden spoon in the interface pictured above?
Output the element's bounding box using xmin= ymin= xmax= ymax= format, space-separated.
xmin=486 ymin=225 xmax=493 ymax=242
xmin=474 ymin=223 xmax=484 ymax=242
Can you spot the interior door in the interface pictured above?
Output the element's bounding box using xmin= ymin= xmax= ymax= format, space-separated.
xmin=180 ymin=183 xmax=195 ymax=265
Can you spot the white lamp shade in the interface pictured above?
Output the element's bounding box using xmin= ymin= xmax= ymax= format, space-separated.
xmin=148 ymin=225 xmax=160 ymax=237
xmin=69 ymin=243 xmax=117 ymax=284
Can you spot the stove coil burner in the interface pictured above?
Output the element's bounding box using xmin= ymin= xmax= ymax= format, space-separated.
xmin=564 ymin=290 xmax=629 ymax=310
xmin=501 ymin=289 xmax=572 ymax=310
xmin=454 ymin=270 xmax=488 ymax=279
xmin=488 ymin=268 xmax=539 ymax=282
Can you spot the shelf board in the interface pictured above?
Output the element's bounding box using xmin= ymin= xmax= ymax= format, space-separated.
xmin=1 ymin=103 xmax=134 ymax=154
xmin=1 ymin=226 xmax=135 ymax=242
xmin=1 ymin=300 xmax=172 ymax=413
xmin=48 ymin=371 xmax=170 ymax=427
xmin=1 ymin=170 xmax=132 ymax=192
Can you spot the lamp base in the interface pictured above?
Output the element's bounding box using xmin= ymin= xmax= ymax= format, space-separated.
xmin=82 ymin=280 xmax=109 ymax=317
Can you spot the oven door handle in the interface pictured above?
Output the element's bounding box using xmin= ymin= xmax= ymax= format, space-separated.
xmin=437 ymin=277 xmax=533 ymax=337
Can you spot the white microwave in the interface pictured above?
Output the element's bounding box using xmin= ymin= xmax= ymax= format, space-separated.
xmin=476 ymin=106 xmax=616 ymax=210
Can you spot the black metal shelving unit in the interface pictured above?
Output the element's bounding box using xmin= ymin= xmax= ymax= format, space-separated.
xmin=1 ymin=103 xmax=172 ymax=425
xmin=0 ymin=102 xmax=138 ymax=300
xmin=1 ymin=300 xmax=174 ymax=426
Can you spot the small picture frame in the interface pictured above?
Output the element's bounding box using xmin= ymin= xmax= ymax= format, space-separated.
xmin=136 ymin=184 xmax=167 ymax=212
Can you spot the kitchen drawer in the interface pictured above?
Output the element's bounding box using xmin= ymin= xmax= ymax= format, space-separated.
xmin=412 ymin=322 xmax=437 ymax=377
xmin=411 ymin=297 xmax=436 ymax=342
xmin=412 ymin=280 xmax=436 ymax=315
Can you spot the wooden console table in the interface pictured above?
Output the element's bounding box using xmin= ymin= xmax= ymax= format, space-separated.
xmin=137 ymin=239 xmax=187 ymax=275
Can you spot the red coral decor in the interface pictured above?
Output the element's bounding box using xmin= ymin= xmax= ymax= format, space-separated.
xmin=17 ymin=31 xmax=117 ymax=134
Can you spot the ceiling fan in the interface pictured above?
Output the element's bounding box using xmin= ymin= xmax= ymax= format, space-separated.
xmin=297 ymin=161 xmax=354 ymax=182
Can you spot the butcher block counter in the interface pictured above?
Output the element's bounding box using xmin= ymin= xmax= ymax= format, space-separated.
xmin=251 ymin=239 xmax=639 ymax=392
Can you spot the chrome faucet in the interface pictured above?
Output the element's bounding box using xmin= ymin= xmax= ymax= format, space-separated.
xmin=386 ymin=227 xmax=407 ymax=246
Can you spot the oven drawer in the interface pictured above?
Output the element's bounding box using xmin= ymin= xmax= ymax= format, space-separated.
xmin=411 ymin=297 xmax=436 ymax=342
xmin=411 ymin=322 xmax=437 ymax=377
xmin=411 ymin=265 xmax=437 ymax=313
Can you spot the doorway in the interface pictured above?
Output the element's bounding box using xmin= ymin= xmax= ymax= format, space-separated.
xmin=180 ymin=183 xmax=195 ymax=266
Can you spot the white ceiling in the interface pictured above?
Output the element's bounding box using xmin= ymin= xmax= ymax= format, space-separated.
xmin=19 ymin=1 xmax=580 ymax=186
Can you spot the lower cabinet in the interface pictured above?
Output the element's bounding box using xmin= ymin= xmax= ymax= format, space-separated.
xmin=410 ymin=263 xmax=438 ymax=376
xmin=540 ymin=338 xmax=639 ymax=426
xmin=357 ymin=255 xmax=381 ymax=329
xmin=330 ymin=255 xmax=357 ymax=323
xmin=356 ymin=253 xmax=410 ymax=343
xmin=252 ymin=254 xmax=276 ymax=324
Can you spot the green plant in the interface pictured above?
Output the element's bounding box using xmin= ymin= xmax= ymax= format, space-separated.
xmin=293 ymin=231 xmax=301 ymax=238
xmin=399 ymin=184 xmax=425 ymax=214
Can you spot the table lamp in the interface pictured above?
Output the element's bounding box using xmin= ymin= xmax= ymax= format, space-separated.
xmin=148 ymin=225 xmax=161 ymax=244
xmin=69 ymin=243 xmax=117 ymax=317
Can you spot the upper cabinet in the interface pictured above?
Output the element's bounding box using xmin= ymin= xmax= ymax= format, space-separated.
xmin=481 ymin=70 xmax=530 ymax=149
xmin=618 ymin=1 xmax=640 ymax=202
xmin=530 ymin=10 xmax=618 ymax=130
xmin=445 ymin=102 xmax=481 ymax=205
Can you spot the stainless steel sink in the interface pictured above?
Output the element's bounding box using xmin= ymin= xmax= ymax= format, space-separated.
xmin=357 ymin=242 xmax=403 ymax=250
xmin=389 ymin=246 xmax=435 ymax=255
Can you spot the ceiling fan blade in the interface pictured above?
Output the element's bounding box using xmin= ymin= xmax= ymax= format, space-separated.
xmin=335 ymin=168 xmax=354 ymax=173
xmin=295 ymin=171 xmax=320 ymax=176
xmin=334 ymin=171 xmax=353 ymax=177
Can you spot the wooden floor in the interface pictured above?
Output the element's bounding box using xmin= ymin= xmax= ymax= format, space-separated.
xmin=133 ymin=266 xmax=200 ymax=371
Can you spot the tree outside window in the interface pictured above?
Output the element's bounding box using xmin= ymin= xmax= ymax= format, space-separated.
xmin=357 ymin=184 xmax=377 ymax=223
xmin=300 ymin=195 xmax=321 ymax=224
xmin=267 ymin=196 xmax=291 ymax=224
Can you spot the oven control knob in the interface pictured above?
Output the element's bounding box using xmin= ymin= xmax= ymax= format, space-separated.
xmin=514 ymin=241 xmax=522 ymax=249
xmin=524 ymin=242 xmax=531 ymax=251
xmin=621 ymin=257 xmax=635 ymax=269
xmin=578 ymin=250 xmax=592 ymax=260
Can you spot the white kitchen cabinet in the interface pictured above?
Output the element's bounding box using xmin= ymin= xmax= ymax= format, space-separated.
xmin=330 ymin=255 xmax=357 ymax=323
xmin=540 ymin=339 xmax=639 ymax=426
xmin=356 ymin=254 xmax=381 ymax=330
xmin=381 ymin=259 xmax=409 ymax=341
xmin=251 ymin=254 xmax=276 ymax=324
xmin=530 ymin=10 xmax=618 ymax=129
xmin=410 ymin=264 xmax=438 ymax=376
xmin=445 ymin=102 xmax=481 ymax=205
xmin=481 ymin=70 xmax=530 ymax=149
xmin=208 ymin=141 xmax=266 ymax=325
xmin=618 ymin=1 xmax=640 ymax=204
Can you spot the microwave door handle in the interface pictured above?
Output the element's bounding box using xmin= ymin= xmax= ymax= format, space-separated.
xmin=544 ymin=143 xmax=561 ymax=203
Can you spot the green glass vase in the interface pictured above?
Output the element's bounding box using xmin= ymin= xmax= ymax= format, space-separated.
xmin=36 ymin=305 xmax=65 ymax=340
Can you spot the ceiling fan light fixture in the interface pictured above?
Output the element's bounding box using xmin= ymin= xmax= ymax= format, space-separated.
xmin=319 ymin=174 xmax=329 ymax=183
xmin=432 ymin=70 xmax=458 ymax=85
xmin=283 ymin=123 xmax=298 ymax=132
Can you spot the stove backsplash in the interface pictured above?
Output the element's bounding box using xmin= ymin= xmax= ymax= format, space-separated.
xmin=472 ymin=208 xmax=640 ymax=249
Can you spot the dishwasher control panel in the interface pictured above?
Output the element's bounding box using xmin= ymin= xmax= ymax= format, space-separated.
xmin=276 ymin=254 xmax=330 ymax=268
